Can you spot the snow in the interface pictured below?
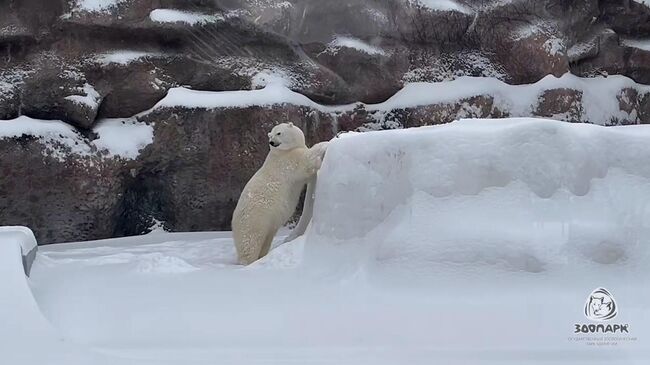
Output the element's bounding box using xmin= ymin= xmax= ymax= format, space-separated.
xmin=3 ymin=118 xmax=647 ymax=364
xmin=92 ymin=118 xmax=154 ymax=159
xmin=148 ymin=73 xmax=650 ymax=125
xmin=0 ymin=226 xmax=37 ymax=255
xmin=621 ymin=38 xmax=650 ymax=51
xmin=0 ymin=116 xmax=152 ymax=160
xmin=0 ymin=228 xmax=110 ymax=365
xmin=149 ymin=9 xmax=223 ymax=25
xmin=307 ymin=118 xmax=650 ymax=275
xmin=64 ymin=83 xmax=101 ymax=110
xmin=95 ymin=50 xmax=164 ymax=66
xmin=325 ymin=36 xmax=386 ymax=56
xmin=375 ymin=73 xmax=650 ymax=125
xmin=72 ymin=0 xmax=127 ymax=12
xmin=150 ymin=83 xmax=325 ymax=111
xmin=251 ymin=69 xmax=292 ymax=89
xmin=634 ymin=0 xmax=650 ymax=7
xmin=0 ymin=116 xmax=92 ymax=160
xmin=414 ymin=0 xmax=471 ymax=14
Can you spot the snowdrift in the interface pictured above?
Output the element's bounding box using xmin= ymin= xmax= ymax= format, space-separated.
xmin=6 ymin=118 xmax=650 ymax=364
xmin=0 ymin=228 xmax=112 ymax=364
xmin=306 ymin=118 xmax=650 ymax=280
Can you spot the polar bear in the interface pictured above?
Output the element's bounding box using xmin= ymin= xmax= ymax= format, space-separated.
xmin=232 ymin=122 xmax=327 ymax=265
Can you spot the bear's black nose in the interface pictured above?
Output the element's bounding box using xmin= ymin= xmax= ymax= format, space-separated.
xmin=269 ymin=141 xmax=279 ymax=147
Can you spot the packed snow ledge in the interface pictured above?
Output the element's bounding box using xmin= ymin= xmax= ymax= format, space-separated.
xmin=3 ymin=118 xmax=649 ymax=365
xmin=149 ymin=73 xmax=650 ymax=126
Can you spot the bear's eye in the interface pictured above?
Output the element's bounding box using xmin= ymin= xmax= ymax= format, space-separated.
xmin=276 ymin=132 xmax=281 ymax=136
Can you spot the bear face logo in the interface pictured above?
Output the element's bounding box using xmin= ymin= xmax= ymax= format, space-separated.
xmin=584 ymin=287 xmax=618 ymax=321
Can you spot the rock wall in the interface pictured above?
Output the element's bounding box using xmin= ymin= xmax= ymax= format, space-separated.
xmin=1 ymin=0 xmax=650 ymax=243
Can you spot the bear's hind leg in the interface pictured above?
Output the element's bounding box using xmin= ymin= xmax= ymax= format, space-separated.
xmin=236 ymin=231 xmax=265 ymax=265
xmin=258 ymin=229 xmax=277 ymax=260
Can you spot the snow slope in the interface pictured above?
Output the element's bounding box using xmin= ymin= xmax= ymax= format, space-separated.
xmin=0 ymin=228 xmax=114 ymax=365
xmin=7 ymin=118 xmax=650 ymax=364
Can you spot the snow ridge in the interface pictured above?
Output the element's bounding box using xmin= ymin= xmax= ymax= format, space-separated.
xmin=149 ymin=73 xmax=650 ymax=125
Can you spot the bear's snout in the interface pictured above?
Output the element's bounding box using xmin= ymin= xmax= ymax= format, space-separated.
xmin=269 ymin=140 xmax=279 ymax=147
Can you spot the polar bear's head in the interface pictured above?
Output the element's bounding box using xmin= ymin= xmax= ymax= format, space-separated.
xmin=268 ymin=123 xmax=306 ymax=151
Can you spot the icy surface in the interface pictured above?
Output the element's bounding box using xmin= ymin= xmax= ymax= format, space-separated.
xmin=92 ymin=118 xmax=153 ymax=159
xmin=5 ymin=118 xmax=650 ymax=364
xmin=149 ymin=9 xmax=223 ymax=25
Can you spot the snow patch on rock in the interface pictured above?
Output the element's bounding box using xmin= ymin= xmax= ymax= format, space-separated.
xmin=621 ymin=38 xmax=650 ymax=51
xmin=251 ymin=69 xmax=293 ymax=89
xmin=0 ymin=116 xmax=92 ymax=160
xmin=325 ymin=36 xmax=386 ymax=56
xmin=72 ymin=0 xmax=128 ymax=12
xmin=149 ymin=9 xmax=223 ymax=25
xmin=147 ymin=73 xmax=650 ymax=125
xmin=64 ymin=83 xmax=101 ymax=110
xmin=96 ymin=50 xmax=165 ymax=66
xmin=413 ymin=0 xmax=472 ymax=14
xmin=92 ymin=118 xmax=153 ymax=159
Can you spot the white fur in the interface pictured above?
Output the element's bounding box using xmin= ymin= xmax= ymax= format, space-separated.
xmin=232 ymin=123 xmax=327 ymax=265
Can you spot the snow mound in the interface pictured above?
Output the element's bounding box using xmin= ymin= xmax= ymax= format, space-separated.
xmin=92 ymin=118 xmax=153 ymax=159
xmin=306 ymin=118 xmax=650 ymax=280
xmin=247 ymin=236 xmax=306 ymax=269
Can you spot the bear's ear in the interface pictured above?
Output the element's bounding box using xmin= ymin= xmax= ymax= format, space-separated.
xmin=287 ymin=122 xmax=294 ymax=127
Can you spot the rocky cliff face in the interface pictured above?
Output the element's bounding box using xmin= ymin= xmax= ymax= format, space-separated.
xmin=1 ymin=0 xmax=650 ymax=243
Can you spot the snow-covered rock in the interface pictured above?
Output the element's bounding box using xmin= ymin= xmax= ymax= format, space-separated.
xmin=149 ymin=9 xmax=223 ymax=25
xmin=91 ymin=118 xmax=153 ymax=159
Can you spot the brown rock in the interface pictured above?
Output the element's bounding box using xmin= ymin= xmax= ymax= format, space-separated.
xmin=535 ymin=88 xmax=583 ymax=122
